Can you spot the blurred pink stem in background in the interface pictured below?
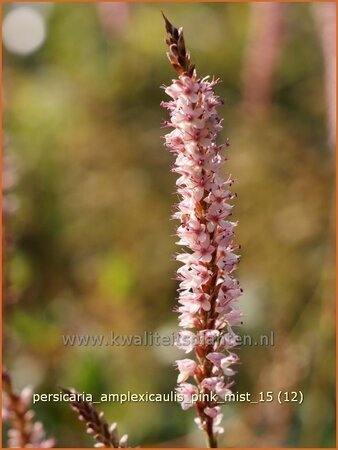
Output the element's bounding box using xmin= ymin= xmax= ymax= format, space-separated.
xmin=312 ymin=2 xmax=336 ymax=150
xmin=3 ymin=138 xmax=18 ymax=308
xmin=96 ymin=2 xmax=130 ymax=37
xmin=241 ymin=2 xmax=285 ymax=116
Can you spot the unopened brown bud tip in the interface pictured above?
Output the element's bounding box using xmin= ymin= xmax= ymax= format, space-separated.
xmin=162 ymin=13 xmax=195 ymax=77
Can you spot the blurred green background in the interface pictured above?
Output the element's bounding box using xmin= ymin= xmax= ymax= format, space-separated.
xmin=3 ymin=2 xmax=335 ymax=447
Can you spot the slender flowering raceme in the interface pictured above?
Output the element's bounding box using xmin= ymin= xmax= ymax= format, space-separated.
xmin=2 ymin=369 xmax=55 ymax=448
xmin=161 ymin=15 xmax=243 ymax=448
xmin=62 ymin=388 xmax=129 ymax=448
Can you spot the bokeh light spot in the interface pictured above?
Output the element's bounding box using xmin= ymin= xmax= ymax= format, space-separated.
xmin=3 ymin=7 xmax=46 ymax=56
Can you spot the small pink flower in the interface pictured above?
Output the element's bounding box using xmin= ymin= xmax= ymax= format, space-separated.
xmin=212 ymin=412 xmax=224 ymax=435
xmin=192 ymin=243 xmax=215 ymax=263
xmin=176 ymin=359 xmax=197 ymax=383
xmin=220 ymin=355 xmax=238 ymax=377
xmin=20 ymin=386 xmax=33 ymax=407
xmin=175 ymin=331 xmax=196 ymax=353
xmin=224 ymin=307 xmax=243 ymax=326
xmin=218 ymin=329 xmax=240 ymax=349
xmin=179 ymin=292 xmax=211 ymax=313
xmin=204 ymin=406 xmax=221 ymax=419
xmin=206 ymin=352 xmax=226 ymax=367
xmin=215 ymin=380 xmax=233 ymax=399
xmin=201 ymin=377 xmax=221 ymax=391
xmin=176 ymin=383 xmax=198 ymax=410
xmin=199 ymin=329 xmax=220 ymax=346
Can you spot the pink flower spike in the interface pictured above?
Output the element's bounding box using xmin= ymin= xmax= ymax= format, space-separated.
xmin=162 ymin=14 xmax=243 ymax=447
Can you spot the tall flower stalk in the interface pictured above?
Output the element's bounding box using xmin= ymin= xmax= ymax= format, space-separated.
xmin=161 ymin=15 xmax=242 ymax=448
